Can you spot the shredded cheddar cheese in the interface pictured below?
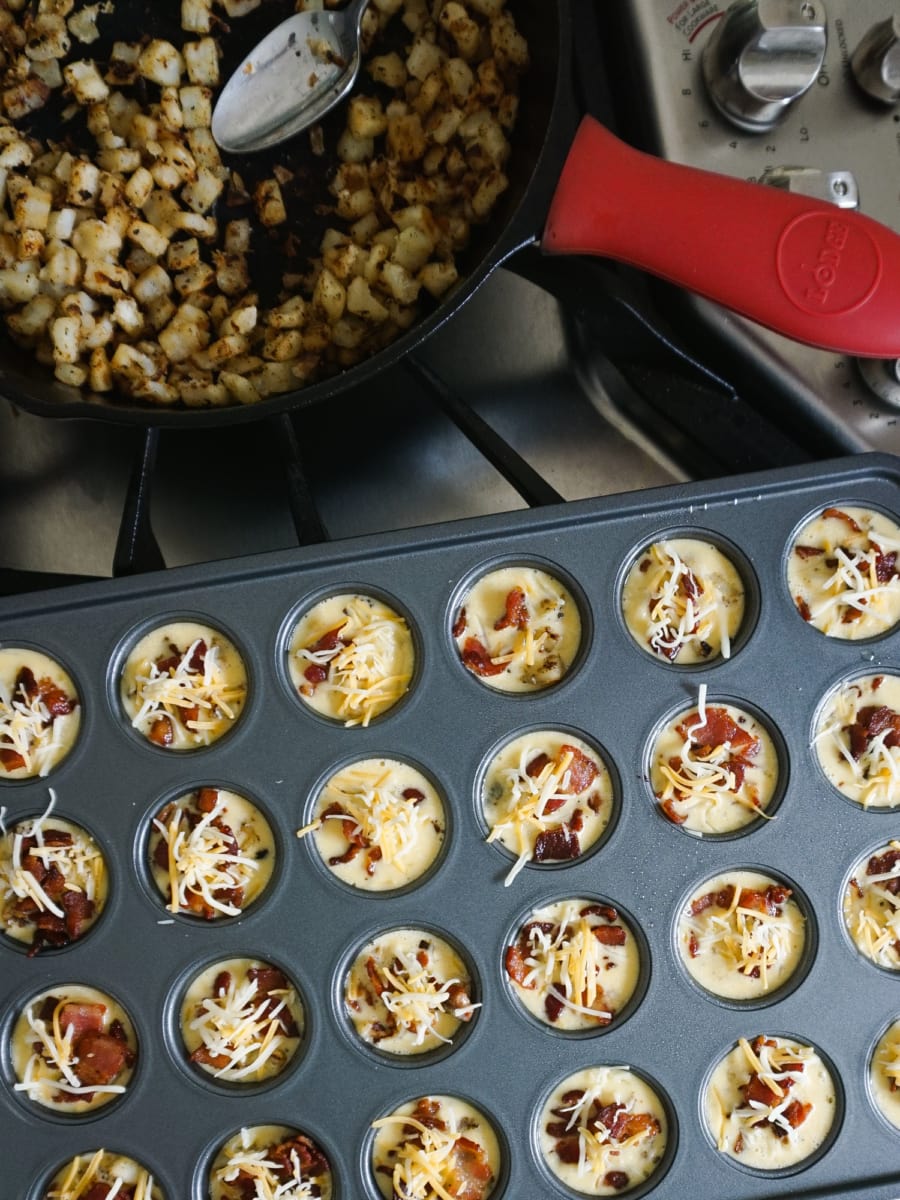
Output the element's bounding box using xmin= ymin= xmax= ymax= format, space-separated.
xmin=643 ymin=543 xmax=732 ymax=660
xmin=0 ymin=671 xmax=75 ymax=776
xmin=294 ymin=597 xmax=412 ymax=727
xmin=516 ymin=905 xmax=616 ymax=1022
xmin=298 ymin=763 xmax=436 ymax=871
xmin=154 ymin=794 xmax=260 ymax=917
xmin=129 ymin=639 xmax=245 ymax=744
xmin=186 ymin=969 xmax=300 ymax=1082
xmin=47 ymin=1151 xmax=157 ymax=1200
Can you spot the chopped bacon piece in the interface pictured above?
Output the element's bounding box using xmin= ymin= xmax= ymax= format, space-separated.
xmin=679 ymin=706 xmax=757 ymax=755
xmin=190 ymin=1044 xmax=232 ymax=1070
xmin=73 ymin=1030 xmax=127 ymax=1086
xmin=188 ymin=640 xmax=207 ymax=671
xmin=451 ymin=607 xmax=467 ymax=638
xmin=823 ymin=506 xmax=863 ymax=532
xmin=0 ymin=748 xmax=27 ymax=771
xmin=504 ymin=944 xmax=530 ymax=986
xmin=461 ymin=636 xmax=505 ymax=677
xmin=688 ymin=931 xmax=699 ymax=957
xmin=780 ymin=1099 xmax=811 ymax=1131
xmin=592 ymin=925 xmax=626 ymax=946
xmin=533 ymin=824 xmax=580 ymax=862
xmin=742 ymin=1073 xmax=790 ymax=1109
xmin=62 ymin=890 xmax=94 ymax=939
xmin=796 ymin=595 xmax=812 ymax=622
xmin=196 ymin=787 xmax=219 ymax=811
xmin=37 ymin=676 xmax=75 ymax=716
xmin=875 ymin=550 xmax=898 ymax=583
xmin=690 ymin=885 xmax=736 ymax=916
xmin=148 ymin=717 xmax=174 ymax=746
xmin=270 ymin=1133 xmax=330 ymax=1180
xmin=604 ymin=1172 xmax=629 ymax=1191
xmin=494 ymin=586 xmax=529 ymax=631
xmin=558 ymin=745 xmax=600 ymax=794
xmin=302 ymin=663 xmax=328 ymax=689
xmin=447 ymin=982 xmax=474 ymax=1017
xmin=737 ymin=884 xmax=791 ymax=915
xmin=544 ymin=984 xmax=565 ymax=1023
xmin=526 ymin=752 xmax=550 ymax=778
xmin=59 ymin=1002 xmax=106 ymax=1039
xmin=580 ymin=903 xmax=617 ymax=922
xmin=846 ymin=704 xmax=900 ymax=758
xmin=305 ymin=624 xmax=346 ymax=656
xmin=410 ymin=1096 xmax=445 ymax=1131
xmin=15 ymin=666 xmax=38 ymax=697
xmin=401 ymin=787 xmax=425 ymax=803
xmin=447 ymin=1135 xmax=493 ymax=1200
xmin=794 ymin=545 xmax=825 ymax=559
xmin=365 ymin=956 xmax=387 ymax=996
xmin=84 ymin=1186 xmax=133 ymax=1200
xmin=660 ymin=797 xmax=686 ymax=825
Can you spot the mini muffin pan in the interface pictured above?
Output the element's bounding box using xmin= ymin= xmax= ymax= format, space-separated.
xmin=2 ymin=454 xmax=900 ymax=1198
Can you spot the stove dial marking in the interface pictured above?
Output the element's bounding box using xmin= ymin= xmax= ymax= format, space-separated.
xmin=702 ymin=0 xmax=828 ymax=132
xmin=760 ymin=165 xmax=859 ymax=207
xmin=851 ymin=15 xmax=900 ymax=104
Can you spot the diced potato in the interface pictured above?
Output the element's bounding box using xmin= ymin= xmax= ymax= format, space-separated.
xmin=253 ymin=178 xmax=287 ymax=227
xmin=127 ymin=219 xmax=168 ymax=258
xmin=137 ymin=40 xmax=184 ymax=88
xmin=183 ymin=38 xmax=219 ymax=85
xmin=63 ymin=59 xmax=109 ymax=104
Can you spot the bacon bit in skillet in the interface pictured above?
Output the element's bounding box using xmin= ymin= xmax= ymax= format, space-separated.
xmin=494 ymin=586 xmax=529 ymax=631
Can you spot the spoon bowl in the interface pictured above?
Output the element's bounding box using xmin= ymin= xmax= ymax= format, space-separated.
xmin=211 ymin=0 xmax=372 ymax=154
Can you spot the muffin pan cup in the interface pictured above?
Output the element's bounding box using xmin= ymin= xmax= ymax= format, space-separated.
xmin=3 ymin=454 xmax=900 ymax=1199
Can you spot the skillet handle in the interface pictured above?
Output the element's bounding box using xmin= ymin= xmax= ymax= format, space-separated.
xmin=542 ymin=116 xmax=900 ymax=359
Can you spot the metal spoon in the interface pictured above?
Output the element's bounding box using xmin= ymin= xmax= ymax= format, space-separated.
xmin=211 ymin=0 xmax=372 ymax=154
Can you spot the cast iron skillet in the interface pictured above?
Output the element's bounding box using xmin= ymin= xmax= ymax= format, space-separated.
xmin=3 ymin=0 xmax=900 ymax=428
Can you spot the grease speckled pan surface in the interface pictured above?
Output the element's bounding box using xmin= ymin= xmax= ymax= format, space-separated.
xmin=2 ymin=454 xmax=900 ymax=1199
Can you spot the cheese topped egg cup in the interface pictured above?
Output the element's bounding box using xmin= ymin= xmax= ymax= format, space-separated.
xmin=677 ymin=870 xmax=807 ymax=1002
xmin=452 ymin=563 xmax=583 ymax=693
xmin=371 ymin=1094 xmax=501 ymax=1200
xmin=288 ymin=592 xmax=414 ymax=727
xmin=505 ymin=897 xmax=641 ymax=1032
xmin=119 ymin=620 xmax=247 ymax=751
xmin=843 ymin=840 xmax=900 ymax=970
xmin=0 ymin=807 xmax=106 ymax=954
xmin=11 ymin=984 xmax=138 ymax=1116
xmin=788 ymin=505 xmax=900 ymax=639
xmin=815 ymin=673 xmax=900 ymax=809
xmin=869 ymin=1017 xmax=900 ymax=1131
xmin=44 ymin=1150 xmax=164 ymax=1200
xmin=208 ymin=1125 xmax=333 ymax=1200
xmin=481 ymin=729 xmax=613 ymax=885
xmin=148 ymin=786 xmax=275 ymax=921
xmin=537 ymin=1065 xmax=669 ymax=1196
xmin=704 ymin=1034 xmax=838 ymax=1171
xmin=180 ymin=957 xmax=304 ymax=1086
xmin=344 ymin=927 xmax=479 ymax=1057
xmin=650 ymin=693 xmax=780 ymax=835
xmin=299 ymin=757 xmax=445 ymax=893
xmin=0 ymin=647 xmax=80 ymax=780
xmin=621 ymin=537 xmax=746 ymax=665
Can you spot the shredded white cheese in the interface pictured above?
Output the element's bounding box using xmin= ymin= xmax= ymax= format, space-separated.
xmin=294 ymin=597 xmax=412 ymax=727
xmin=186 ymin=969 xmax=300 ymax=1082
xmin=154 ymin=793 xmax=260 ymax=917
xmin=0 ymin=670 xmax=75 ymax=777
xmin=129 ymin=639 xmax=244 ymax=745
xmin=643 ymin=543 xmax=732 ymax=660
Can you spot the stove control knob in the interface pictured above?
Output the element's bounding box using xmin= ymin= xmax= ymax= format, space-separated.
xmin=702 ymin=0 xmax=828 ymax=132
xmin=858 ymin=357 xmax=900 ymax=409
xmin=851 ymin=16 xmax=900 ymax=104
xmin=759 ymin=166 xmax=858 ymax=208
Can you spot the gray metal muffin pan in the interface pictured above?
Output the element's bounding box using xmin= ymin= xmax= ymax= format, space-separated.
xmin=2 ymin=452 xmax=900 ymax=1199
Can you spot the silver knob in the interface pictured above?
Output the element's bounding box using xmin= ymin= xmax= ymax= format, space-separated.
xmin=851 ymin=16 xmax=900 ymax=104
xmin=759 ymin=166 xmax=859 ymax=207
xmin=701 ymin=0 xmax=828 ymax=132
xmin=858 ymin=357 xmax=900 ymax=408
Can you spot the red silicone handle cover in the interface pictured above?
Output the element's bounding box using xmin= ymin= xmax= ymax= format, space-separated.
xmin=543 ymin=116 xmax=900 ymax=358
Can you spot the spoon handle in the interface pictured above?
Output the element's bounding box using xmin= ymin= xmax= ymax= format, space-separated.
xmin=544 ymin=116 xmax=900 ymax=359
